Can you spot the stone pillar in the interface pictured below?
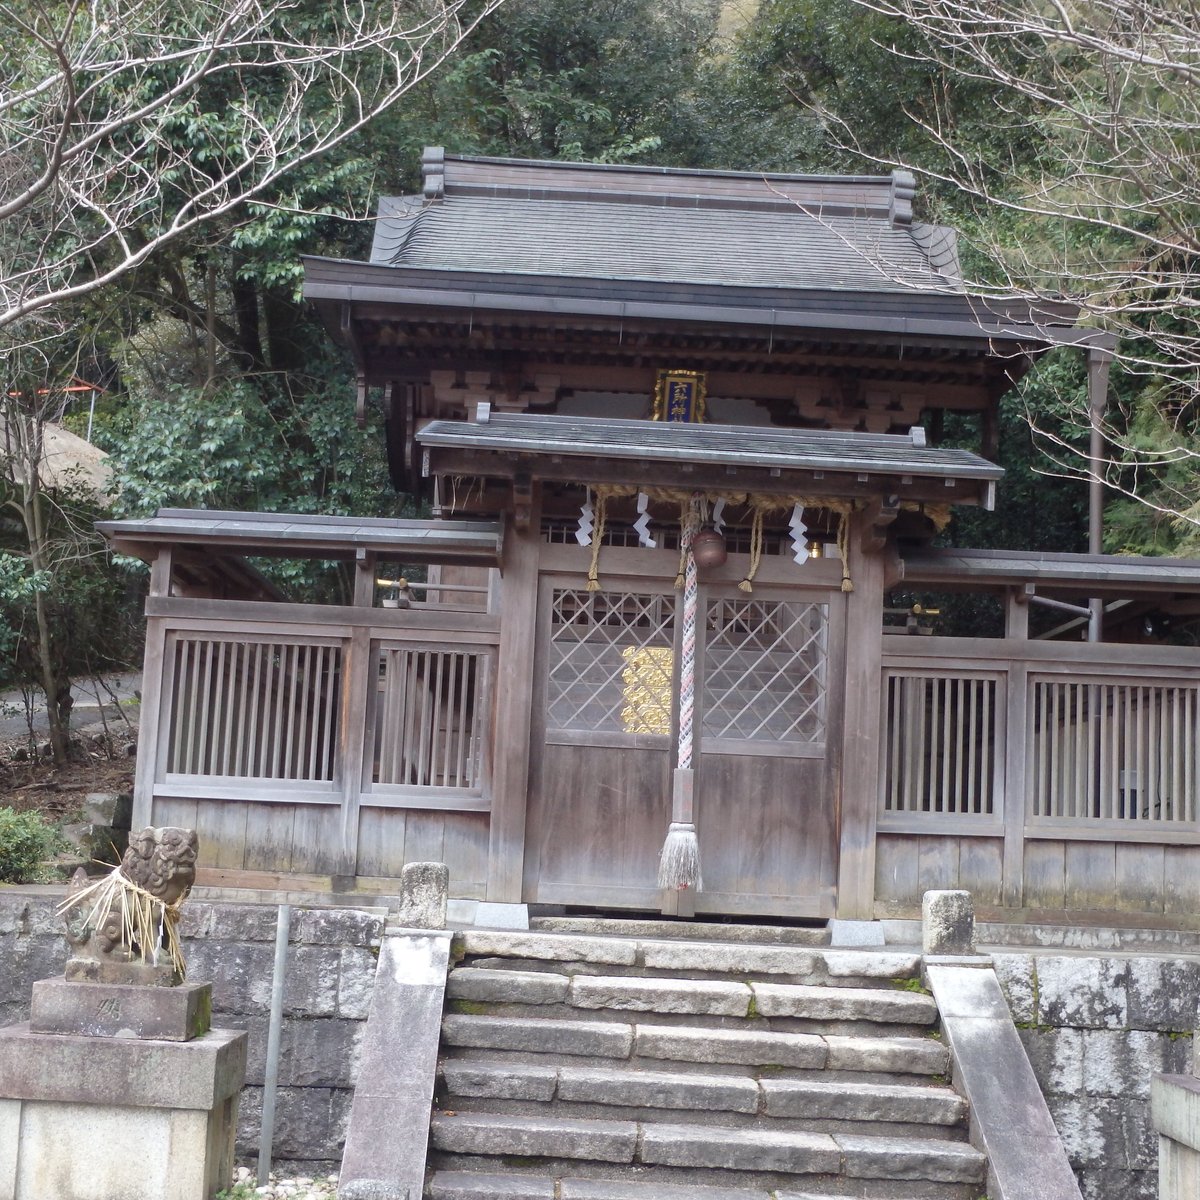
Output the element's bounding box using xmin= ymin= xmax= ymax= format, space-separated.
xmin=0 ymin=979 xmax=246 ymax=1200
xmin=922 ymin=889 xmax=976 ymax=956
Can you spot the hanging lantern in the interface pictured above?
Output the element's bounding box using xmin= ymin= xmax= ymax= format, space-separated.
xmin=691 ymin=527 xmax=728 ymax=569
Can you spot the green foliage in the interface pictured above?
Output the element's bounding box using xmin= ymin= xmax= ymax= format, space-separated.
xmin=0 ymin=808 xmax=64 ymax=884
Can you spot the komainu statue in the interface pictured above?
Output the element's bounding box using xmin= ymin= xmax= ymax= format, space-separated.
xmin=59 ymin=826 xmax=198 ymax=985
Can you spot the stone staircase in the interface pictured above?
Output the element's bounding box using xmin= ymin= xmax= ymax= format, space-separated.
xmin=425 ymin=927 xmax=986 ymax=1199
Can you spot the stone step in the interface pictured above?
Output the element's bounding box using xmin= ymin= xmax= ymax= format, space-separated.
xmin=439 ymin=1060 xmax=966 ymax=1127
xmin=530 ymin=915 xmax=831 ymax=947
xmin=456 ymin=931 xmax=920 ymax=985
xmin=450 ymin=967 xmax=936 ymax=1025
xmin=428 ymin=1113 xmax=986 ymax=1185
xmin=441 ymin=1013 xmax=949 ymax=1077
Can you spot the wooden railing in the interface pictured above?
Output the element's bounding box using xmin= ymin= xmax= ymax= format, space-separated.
xmin=879 ymin=637 xmax=1200 ymax=840
xmin=136 ymin=593 xmax=500 ymax=881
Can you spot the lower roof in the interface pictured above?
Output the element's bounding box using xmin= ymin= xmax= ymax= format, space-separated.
xmin=417 ymin=413 xmax=1001 ymax=507
xmin=98 ymin=509 xmax=503 ymax=565
xmin=900 ymin=547 xmax=1200 ymax=595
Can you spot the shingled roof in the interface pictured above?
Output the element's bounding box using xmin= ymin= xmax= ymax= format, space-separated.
xmin=367 ymin=149 xmax=955 ymax=296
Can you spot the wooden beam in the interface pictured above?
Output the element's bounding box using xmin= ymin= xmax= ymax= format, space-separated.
xmin=487 ymin=494 xmax=542 ymax=901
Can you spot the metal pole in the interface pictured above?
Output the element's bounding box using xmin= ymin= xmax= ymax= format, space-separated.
xmin=1087 ymin=349 xmax=1113 ymax=642
xmin=258 ymin=903 xmax=290 ymax=1184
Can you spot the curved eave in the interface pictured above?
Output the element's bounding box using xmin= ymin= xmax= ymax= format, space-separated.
xmin=303 ymin=256 xmax=1108 ymax=355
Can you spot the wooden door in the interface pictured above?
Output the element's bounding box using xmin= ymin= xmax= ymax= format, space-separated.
xmin=524 ymin=576 xmax=842 ymax=916
xmin=692 ymin=587 xmax=841 ymax=917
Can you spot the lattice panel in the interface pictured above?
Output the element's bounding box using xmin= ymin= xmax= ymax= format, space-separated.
xmin=702 ymin=599 xmax=827 ymax=744
xmin=166 ymin=636 xmax=341 ymax=780
xmin=882 ymin=673 xmax=997 ymax=816
xmin=1030 ymin=678 xmax=1199 ymax=823
xmin=373 ymin=646 xmax=490 ymax=789
xmin=547 ymin=589 xmax=675 ymax=734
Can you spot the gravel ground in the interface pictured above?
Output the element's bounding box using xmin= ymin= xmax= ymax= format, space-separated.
xmin=228 ymin=1167 xmax=339 ymax=1198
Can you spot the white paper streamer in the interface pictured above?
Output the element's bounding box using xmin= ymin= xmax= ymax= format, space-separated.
xmin=576 ymin=494 xmax=595 ymax=546
xmin=633 ymin=491 xmax=657 ymax=548
xmin=788 ymin=502 xmax=810 ymax=564
xmin=711 ymin=498 xmax=726 ymax=535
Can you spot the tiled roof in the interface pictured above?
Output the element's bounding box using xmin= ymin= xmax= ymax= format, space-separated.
xmin=369 ymin=193 xmax=954 ymax=295
xmin=417 ymin=413 xmax=1002 ymax=482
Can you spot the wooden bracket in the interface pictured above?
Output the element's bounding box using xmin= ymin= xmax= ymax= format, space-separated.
xmin=864 ymin=494 xmax=900 ymax=551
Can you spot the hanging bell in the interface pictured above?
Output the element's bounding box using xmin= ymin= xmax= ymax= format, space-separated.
xmin=691 ymin=526 xmax=728 ymax=569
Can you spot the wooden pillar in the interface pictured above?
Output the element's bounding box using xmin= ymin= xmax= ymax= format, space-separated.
xmin=835 ymin=514 xmax=887 ymax=919
xmin=336 ymin=626 xmax=372 ymax=878
xmin=487 ymin=494 xmax=542 ymax=901
xmin=131 ymin=550 xmax=174 ymax=831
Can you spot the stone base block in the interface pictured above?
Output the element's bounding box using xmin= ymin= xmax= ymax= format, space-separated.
xmin=0 ymin=1023 xmax=246 ymax=1200
xmin=30 ymin=978 xmax=212 ymax=1041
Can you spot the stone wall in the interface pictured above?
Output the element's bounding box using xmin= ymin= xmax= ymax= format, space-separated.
xmin=993 ymin=951 xmax=1196 ymax=1200
xmin=0 ymin=891 xmax=384 ymax=1170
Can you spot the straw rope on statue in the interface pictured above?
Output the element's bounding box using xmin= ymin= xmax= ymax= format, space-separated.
xmin=57 ymin=826 xmax=198 ymax=981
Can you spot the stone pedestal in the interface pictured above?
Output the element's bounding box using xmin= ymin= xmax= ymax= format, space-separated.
xmin=0 ymin=981 xmax=246 ymax=1200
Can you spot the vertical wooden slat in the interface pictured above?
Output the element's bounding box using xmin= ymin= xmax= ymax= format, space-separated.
xmin=209 ymin=639 xmax=227 ymax=775
xmin=456 ymin=653 xmax=471 ymax=787
xmin=953 ymin=678 xmax=965 ymax=815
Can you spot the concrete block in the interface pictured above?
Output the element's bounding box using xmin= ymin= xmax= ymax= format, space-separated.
xmin=292 ymin=906 xmax=384 ymax=947
xmin=397 ymin=861 xmax=449 ymax=929
xmin=750 ymin=982 xmax=937 ymax=1025
xmin=926 ymin=964 xmax=1082 ymax=1197
xmin=638 ymin=1123 xmax=840 ymax=1173
xmin=180 ymin=903 xmax=279 ymax=943
xmin=441 ymin=1014 xmax=633 ymax=1058
xmin=634 ymin=1023 xmax=826 ymax=1069
xmin=822 ymin=950 xmax=921 ymax=980
xmin=10 ymin=1099 xmax=218 ymax=1200
xmin=828 ymin=919 xmax=885 ymax=946
xmin=1159 ymin=1135 xmax=1200 ymax=1200
xmin=430 ymin=1172 xmax=555 ymax=1199
xmin=283 ymin=945 xmax=341 ymax=1017
xmin=339 ymin=932 xmax=450 ymax=1199
xmin=458 ymin=931 xmax=636 ymax=965
xmin=921 ymin=890 xmax=975 ymax=956
xmin=279 ymin=1018 xmax=363 ymax=1087
xmin=639 ymin=941 xmax=817 ymax=978
xmin=184 ymin=939 xmax=276 ymax=1014
xmin=447 ymin=967 xmax=569 ymax=1005
xmin=441 ymin=1060 xmax=558 ymax=1102
xmin=0 ymin=1097 xmax=18 ymax=1200
xmin=560 ymin=1182 xmax=769 ymax=1199
xmin=1034 ymin=956 xmax=1129 ymax=1029
xmin=270 ymin=1086 xmax=353 ymax=1160
xmin=834 ymin=1133 xmax=985 ymax=1182
xmin=0 ymin=1024 xmax=246 ymax=1109
xmin=556 ymin=1065 xmax=759 ymax=1113
xmin=430 ymin=1111 xmax=638 ymax=1162
xmin=472 ymin=902 xmax=530 ymax=930
xmin=991 ymin=953 xmax=1037 ymax=1024
xmin=1153 ymin=1074 xmax=1200 ymax=1151
xmin=1127 ymin=957 xmax=1200 ymax=1032
xmin=926 ymin=960 xmax=1010 ymax=1020
xmin=761 ymin=1078 xmax=965 ymax=1124
xmin=1083 ymin=1028 xmax=1171 ymax=1100
xmin=1019 ymin=1026 xmax=1084 ymax=1095
xmin=29 ymin=978 xmax=211 ymax=1041
xmin=337 ymin=946 xmax=379 ymax=1019
xmin=570 ymin=975 xmax=750 ymax=1016
xmin=823 ymin=1034 xmax=947 ymax=1075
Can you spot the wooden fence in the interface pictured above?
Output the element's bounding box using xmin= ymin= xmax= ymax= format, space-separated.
xmin=876 ymin=635 xmax=1200 ymax=916
xmin=136 ymin=595 xmax=499 ymax=891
